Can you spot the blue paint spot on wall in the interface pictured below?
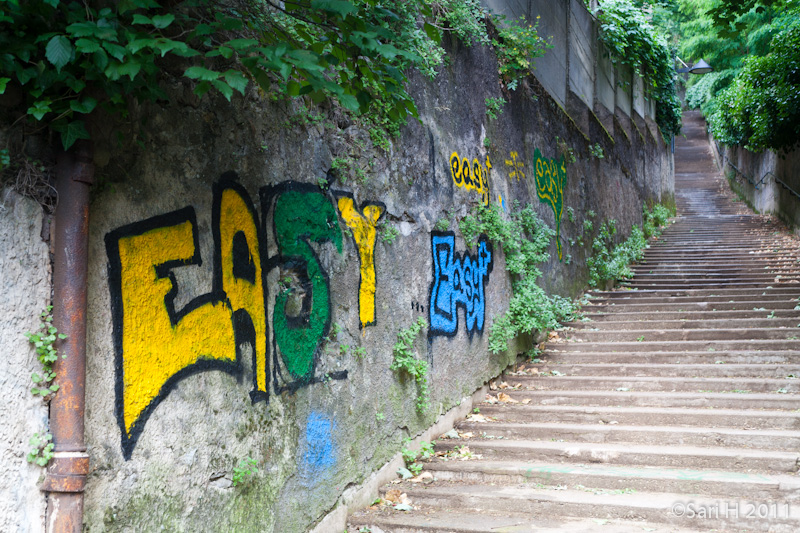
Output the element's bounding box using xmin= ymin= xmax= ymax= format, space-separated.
xmin=428 ymin=232 xmax=493 ymax=338
xmin=300 ymin=412 xmax=335 ymax=478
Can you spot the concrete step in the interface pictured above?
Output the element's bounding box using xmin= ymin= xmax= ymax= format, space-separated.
xmin=422 ymin=460 xmax=800 ymax=500
xmin=433 ymin=439 xmax=800 ymax=472
xmin=506 ymin=375 xmax=800 ymax=393
xmin=565 ymin=328 xmax=800 ymax=342
xmin=377 ymin=484 xmax=800 ymax=532
xmin=568 ymin=318 xmax=800 ymax=330
xmin=547 ymin=339 xmax=800 ymax=353
xmin=528 ymin=363 xmax=800 ymax=378
xmin=585 ymin=310 xmax=800 ymax=321
xmin=348 ymin=509 xmax=708 ymax=533
xmin=593 ymin=287 xmax=800 ymax=298
xmin=560 ymin=323 xmax=800 ymax=343
xmin=624 ymin=282 xmax=793 ymax=290
xmin=476 ymin=404 xmax=800 ymax=430
xmin=513 ymin=390 xmax=800 ymax=410
xmin=455 ymin=421 xmax=800 ymax=451
xmin=534 ymin=350 xmax=800 ymax=364
xmin=590 ymin=300 xmax=800 ymax=311
xmin=585 ymin=295 xmax=800 ymax=306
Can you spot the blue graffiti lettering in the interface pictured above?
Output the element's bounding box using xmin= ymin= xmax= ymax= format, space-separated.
xmin=428 ymin=232 xmax=493 ymax=337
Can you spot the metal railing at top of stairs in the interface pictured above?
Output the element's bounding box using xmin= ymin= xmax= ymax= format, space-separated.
xmin=712 ymin=140 xmax=800 ymax=201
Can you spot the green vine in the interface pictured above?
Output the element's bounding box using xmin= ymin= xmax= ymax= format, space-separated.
xmin=460 ymin=203 xmax=578 ymax=354
xmin=391 ymin=317 xmax=429 ymax=413
xmin=24 ymin=305 xmax=66 ymax=467
xmin=26 ymin=306 xmax=66 ymax=398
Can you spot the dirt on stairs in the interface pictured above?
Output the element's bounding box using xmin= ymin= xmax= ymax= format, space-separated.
xmin=346 ymin=111 xmax=800 ymax=533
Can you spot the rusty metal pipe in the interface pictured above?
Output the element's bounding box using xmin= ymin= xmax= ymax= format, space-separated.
xmin=43 ymin=141 xmax=94 ymax=533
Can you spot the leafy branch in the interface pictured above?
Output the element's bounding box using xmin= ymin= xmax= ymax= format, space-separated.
xmin=0 ymin=0 xmax=494 ymax=152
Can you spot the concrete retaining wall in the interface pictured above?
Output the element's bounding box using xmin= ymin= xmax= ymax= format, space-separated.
xmin=481 ymin=0 xmax=657 ymax=143
xmin=0 ymin=189 xmax=50 ymax=533
xmin=709 ymin=133 xmax=800 ymax=230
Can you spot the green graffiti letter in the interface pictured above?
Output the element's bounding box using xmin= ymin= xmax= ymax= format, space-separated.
xmin=272 ymin=190 xmax=342 ymax=381
xmin=533 ymin=148 xmax=568 ymax=260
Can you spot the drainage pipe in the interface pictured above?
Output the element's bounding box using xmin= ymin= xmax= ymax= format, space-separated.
xmin=42 ymin=141 xmax=94 ymax=533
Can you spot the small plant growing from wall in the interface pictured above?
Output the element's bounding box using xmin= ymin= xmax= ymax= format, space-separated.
xmin=491 ymin=15 xmax=552 ymax=90
xmin=27 ymin=432 xmax=54 ymax=467
xmin=380 ymin=222 xmax=400 ymax=244
xmin=555 ymin=137 xmax=576 ymax=164
xmin=399 ymin=439 xmax=435 ymax=477
xmin=484 ymin=97 xmax=506 ymax=120
xmin=587 ymin=203 xmax=673 ymax=288
xmin=589 ymin=144 xmax=605 ymax=159
xmin=24 ymin=306 xmax=66 ymax=467
xmin=391 ymin=317 xmax=429 ymax=413
xmin=232 ymin=457 xmax=259 ymax=487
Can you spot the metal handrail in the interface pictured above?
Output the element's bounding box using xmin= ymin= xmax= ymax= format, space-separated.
xmin=709 ymin=140 xmax=800 ymax=201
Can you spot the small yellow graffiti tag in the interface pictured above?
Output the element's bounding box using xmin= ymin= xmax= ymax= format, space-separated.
xmin=504 ymin=151 xmax=526 ymax=181
xmin=450 ymin=151 xmax=490 ymax=205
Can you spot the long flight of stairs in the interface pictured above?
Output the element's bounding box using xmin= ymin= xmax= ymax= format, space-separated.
xmin=347 ymin=111 xmax=800 ymax=532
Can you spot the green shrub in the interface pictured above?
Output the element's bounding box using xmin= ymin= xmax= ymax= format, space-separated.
xmin=460 ymin=203 xmax=578 ymax=354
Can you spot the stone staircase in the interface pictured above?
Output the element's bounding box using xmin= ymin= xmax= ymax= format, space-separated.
xmin=347 ymin=112 xmax=800 ymax=532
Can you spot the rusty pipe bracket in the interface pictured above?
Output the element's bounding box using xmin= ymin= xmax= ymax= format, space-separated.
xmin=58 ymin=142 xmax=95 ymax=186
xmin=41 ymin=452 xmax=90 ymax=493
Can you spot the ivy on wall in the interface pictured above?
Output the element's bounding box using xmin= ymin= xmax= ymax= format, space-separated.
xmin=592 ymin=0 xmax=681 ymax=137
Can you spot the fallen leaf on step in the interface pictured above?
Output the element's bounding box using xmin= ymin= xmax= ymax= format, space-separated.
xmin=608 ymin=420 xmax=618 ymax=425
xmin=440 ymin=429 xmax=459 ymax=439
xmin=399 ymin=493 xmax=412 ymax=505
xmin=384 ymin=489 xmax=403 ymax=503
xmin=548 ymin=331 xmax=560 ymax=341
xmin=522 ymin=398 xmax=532 ymax=404
xmin=485 ymin=394 xmax=498 ymax=404
xmin=529 ymin=368 xmax=540 ymax=375
xmin=410 ymin=471 xmax=434 ymax=484
xmin=459 ymin=432 xmax=474 ymax=439
xmin=593 ymin=518 xmax=609 ymax=525
xmin=393 ymin=503 xmax=413 ymax=511
xmin=397 ymin=467 xmax=413 ymax=480
xmin=489 ymin=381 xmax=498 ymax=390
xmin=466 ymin=413 xmax=488 ymax=423
xmin=498 ymin=381 xmax=510 ymax=389
xmin=498 ymin=392 xmax=518 ymax=403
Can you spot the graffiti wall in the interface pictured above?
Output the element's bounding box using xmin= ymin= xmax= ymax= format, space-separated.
xmin=68 ymin=21 xmax=672 ymax=533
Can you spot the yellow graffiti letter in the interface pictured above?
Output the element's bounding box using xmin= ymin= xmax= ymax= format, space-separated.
xmin=216 ymin=186 xmax=268 ymax=394
xmin=117 ymin=216 xmax=235 ymax=439
xmin=336 ymin=196 xmax=385 ymax=328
